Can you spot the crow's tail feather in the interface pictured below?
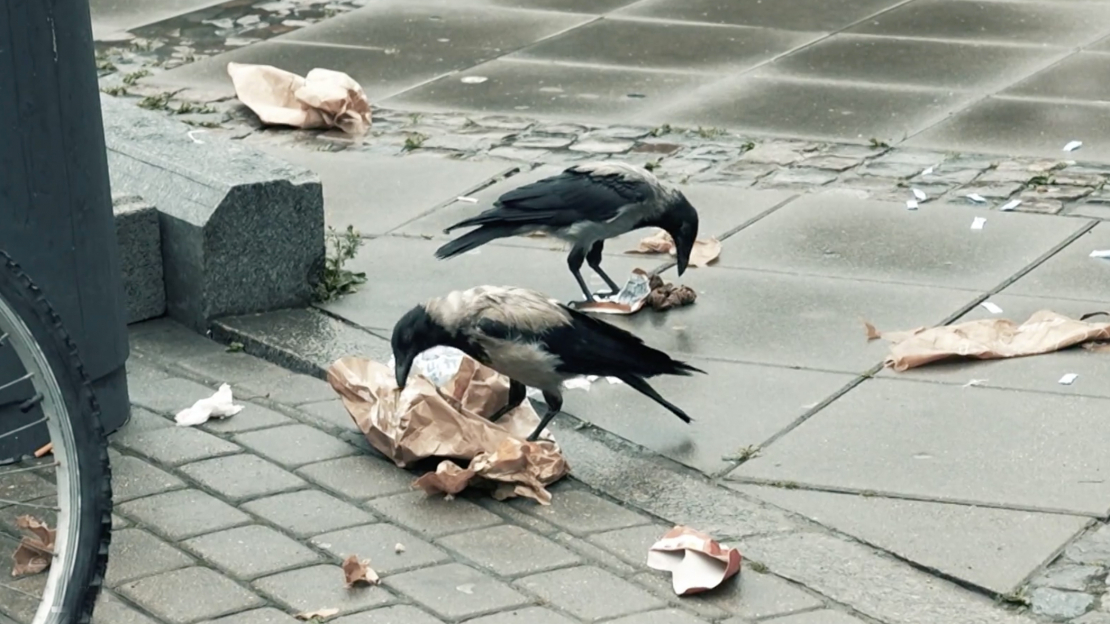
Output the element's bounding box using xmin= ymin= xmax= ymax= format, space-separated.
xmin=619 ymin=375 xmax=693 ymax=423
xmin=434 ymin=226 xmax=515 ymax=260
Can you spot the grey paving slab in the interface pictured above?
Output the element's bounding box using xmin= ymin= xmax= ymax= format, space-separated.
xmin=560 ymin=358 xmax=855 ymax=474
xmin=117 ymin=488 xmax=252 ymax=540
xmin=112 ymin=426 xmax=242 ymax=466
xmin=209 ymin=608 xmax=302 ymax=624
xmin=511 ymin=489 xmax=650 ymax=535
xmin=609 ymin=610 xmax=711 ymax=624
xmin=906 ymin=97 xmax=1110 ymax=163
xmin=234 ymin=423 xmax=360 ymax=468
xmin=587 ymin=524 xmax=672 ymax=567
xmin=130 ymin=317 xmax=229 ymax=360
xmin=386 ymin=563 xmax=531 ymax=620
xmin=1004 ymin=222 xmax=1110 ymax=302
xmin=732 ymin=485 xmax=1089 ymax=594
xmin=384 ymin=59 xmax=720 ymax=124
xmin=108 ymin=452 xmax=186 ymax=503
xmin=509 ymin=18 xmax=818 ymax=74
xmin=1094 ymin=35 xmax=1110 ymax=53
xmin=242 ymin=489 xmax=377 ymax=538
xmin=105 ymin=528 xmax=194 ymax=587
xmin=874 ymin=294 xmax=1110 ymax=399
xmin=762 ymin=34 xmax=1068 ymax=92
xmin=310 ymin=524 xmax=452 ymax=574
xmin=175 ymin=350 xmax=292 ymax=384
xmin=183 ymin=524 xmax=324 ymax=579
xmin=465 ymin=607 xmax=577 ymax=624
xmin=237 ymin=372 xmax=343 ymax=407
xmin=332 ymin=605 xmax=446 ymax=624
xmin=127 ymin=375 xmax=221 ymax=416
xmin=586 ymin=266 xmax=977 ymax=372
xmin=89 ymin=0 xmax=226 ymax=39
xmin=252 ymin=564 xmax=395 ymax=616
xmin=762 ymin=611 xmax=869 ymax=624
xmin=255 ymin=147 xmax=515 ymax=236
xmin=367 ymin=491 xmax=503 ymax=537
xmin=117 ymin=567 xmax=264 ymax=624
xmin=438 ymin=525 xmax=582 ymax=576
xmin=1001 ymin=52 xmax=1110 ymax=102
xmin=298 ymin=399 xmax=362 ymax=434
xmin=92 ymin=591 xmax=161 ymax=624
xmin=718 ymin=190 xmax=1088 ymax=289
xmin=730 ymin=377 xmax=1110 ymax=515
xmin=651 ymin=77 xmax=976 ymax=144
xmin=295 ymin=455 xmax=417 ymax=500
xmin=179 ymin=453 xmax=307 ymax=502
xmin=635 ymin=565 xmax=824 ymax=621
xmin=515 ymin=565 xmax=664 ymax=622
xmin=613 ymin=0 xmax=904 ymax=31
xmin=199 ymin=402 xmax=293 ymax=435
xmin=847 ymin=0 xmax=1110 ymax=46
xmin=318 ymin=237 xmax=657 ymax=331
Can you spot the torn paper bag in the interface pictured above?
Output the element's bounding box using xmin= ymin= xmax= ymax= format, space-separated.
xmin=571 ymin=269 xmax=697 ymax=315
xmin=11 ymin=516 xmax=56 ymax=578
xmin=865 ymin=310 xmax=1110 ymax=372
xmin=647 ymin=526 xmax=742 ymax=596
xmin=327 ymin=355 xmax=569 ymax=504
xmin=627 ymin=229 xmax=722 ymax=267
xmin=227 ymin=62 xmax=372 ymax=135
xmin=175 ymin=383 xmax=244 ymax=426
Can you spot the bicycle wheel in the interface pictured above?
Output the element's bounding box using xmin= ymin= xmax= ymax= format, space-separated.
xmin=0 ymin=251 xmax=112 ymax=624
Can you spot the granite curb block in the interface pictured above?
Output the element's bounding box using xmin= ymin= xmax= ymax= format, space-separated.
xmin=112 ymin=193 xmax=166 ymax=324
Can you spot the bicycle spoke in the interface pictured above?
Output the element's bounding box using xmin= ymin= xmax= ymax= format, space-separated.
xmin=18 ymin=392 xmax=44 ymax=413
xmin=0 ymin=371 xmax=32 ymax=393
xmin=0 ymin=462 xmax=59 ymax=479
xmin=0 ymin=498 xmax=58 ymax=510
xmin=0 ymin=581 xmax=42 ymax=600
xmin=0 ymin=417 xmax=47 ymax=441
xmin=0 ymin=331 xmax=7 ymax=348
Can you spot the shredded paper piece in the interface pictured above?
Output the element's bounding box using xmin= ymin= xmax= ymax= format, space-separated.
xmin=327 ymin=355 xmax=569 ymax=504
xmin=971 ymin=217 xmax=986 ymax=230
xmin=296 ymin=609 xmax=340 ymax=621
xmin=174 ymin=383 xmax=244 ymax=426
xmin=10 ymin=515 xmax=56 ymax=578
xmin=962 ymin=379 xmax=988 ymax=388
xmin=966 ymin=193 xmax=987 ymax=203
xmin=1000 ymin=199 xmax=1021 ymax=212
xmin=921 ymin=166 xmax=934 ymax=176
xmin=227 ymin=62 xmax=372 ymax=135
xmin=570 ymin=269 xmax=696 ymax=316
xmin=1064 ymin=141 xmax=1083 ymax=152
xmin=1090 ymin=250 xmax=1110 ymax=259
xmin=461 ymin=76 xmax=488 ymax=84
xmin=980 ymin=301 xmax=1004 ymax=314
xmin=647 ymin=526 xmax=742 ymax=596
xmin=1059 ymin=373 xmax=1079 ymax=385
xmin=865 ymin=310 xmax=1110 ymax=371
xmin=906 ymin=200 xmax=919 ymax=210
xmin=456 ymin=196 xmax=478 ymax=203
xmin=342 ymin=555 xmax=380 ymax=587
xmin=627 ymin=228 xmax=722 ymax=268
xmin=911 ymin=188 xmax=927 ymax=201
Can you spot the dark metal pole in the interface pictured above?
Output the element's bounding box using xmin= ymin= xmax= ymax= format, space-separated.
xmin=0 ymin=0 xmax=131 ymax=460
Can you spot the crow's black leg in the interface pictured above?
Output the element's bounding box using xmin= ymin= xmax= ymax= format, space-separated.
xmin=586 ymin=241 xmax=621 ymax=297
xmin=527 ymin=390 xmax=564 ymax=441
xmin=487 ymin=379 xmax=526 ymax=423
xmin=567 ymin=247 xmax=594 ymax=302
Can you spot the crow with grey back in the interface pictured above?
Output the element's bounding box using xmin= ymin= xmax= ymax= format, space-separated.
xmin=391 ymin=285 xmax=706 ymax=441
xmin=434 ymin=162 xmax=700 ymax=302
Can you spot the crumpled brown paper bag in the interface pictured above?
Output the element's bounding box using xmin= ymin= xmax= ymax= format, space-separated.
xmin=327 ymin=355 xmax=569 ymax=504
xmin=866 ymin=310 xmax=1110 ymax=371
xmin=626 ymin=229 xmax=722 ymax=267
xmin=10 ymin=515 xmax=55 ymax=577
xmin=227 ymin=62 xmax=372 ymax=135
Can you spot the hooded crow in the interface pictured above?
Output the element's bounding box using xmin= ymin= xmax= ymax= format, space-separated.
xmin=391 ymin=285 xmax=705 ymax=441
xmin=434 ymin=162 xmax=700 ymax=302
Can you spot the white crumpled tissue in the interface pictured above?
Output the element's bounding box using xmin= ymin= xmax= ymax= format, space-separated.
xmin=175 ymin=383 xmax=245 ymax=426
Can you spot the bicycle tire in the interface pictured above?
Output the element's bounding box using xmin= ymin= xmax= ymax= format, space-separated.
xmin=0 ymin=250 xmax=112 ymax=624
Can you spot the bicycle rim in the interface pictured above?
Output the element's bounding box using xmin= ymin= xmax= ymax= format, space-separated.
xmin=0 ymin=291 xmax=78 ymax=624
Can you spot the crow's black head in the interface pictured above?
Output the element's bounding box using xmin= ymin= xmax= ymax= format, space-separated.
xmin=659 ymin=193 xmax=700 ymax=275
xmin=390 ymin=305 xmax=454 ymax=390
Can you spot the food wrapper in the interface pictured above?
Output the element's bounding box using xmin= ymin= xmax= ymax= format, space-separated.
xmin=626 ymin=229 xmax=722 ymax=267
xmin=10 ymin=516 xmax=55 ymax=578
xmin=227 ymin=62 xmax=372 ymax=135
xmin=326 ymin=355 xmax=569 ymax=504
xmin=866 ymin=309 xmax=1110 ymax=372
xmin=571 ymin=269 xmax=697 ymax=315
xmin=647 ymin=525 xmax=742 ymax=596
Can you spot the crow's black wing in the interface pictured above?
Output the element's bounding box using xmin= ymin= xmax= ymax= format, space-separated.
xmin=444 ymin=168 xmax=649 ymax=232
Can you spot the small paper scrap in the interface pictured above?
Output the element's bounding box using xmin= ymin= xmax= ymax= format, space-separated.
xmin=10 ymin=515 xmax=56 ymax=578
xmin=921 ymin=166 xmax=934 ymax=176
xmin=971 ymin=217 xmax=986 ymax=230
xmin=999 ymin=199 xmax=1021 ymax=212
xmin=1059 ymin=373 xmax=1079 ymax=385
xmin=341 ymin=555 xmax=380 ymax=587
xmin=912 ymin=188 xmax=927 ymax=201
xmin=647 ymin=525 xmax=742 ymax=596
xmin=906 ymin=200 xmax=919 ymax=210
xmin=1064 ymin=141 xmax=1083 ymax=152
xmin=174 ymin=383 xmax=244 ymax=426
xmin=962 ymin=379 xmax=987 ymax=388
xmin=1090 ymin=250 xmax=1110 ymax=259
xmin=296 ymin=609 xmax=340 ymax=621
xmin=461 ymin=76 xmax=488 ymax=84
xmin=981 ymin=301 xmax=1003 ymax=314
xmin=456 ymin=196 xmax=478 ymax=203
xmin=627 ymin=228 xmax=722 ymax=268
xmin=966 ymin=193 xmax=987 ymax=203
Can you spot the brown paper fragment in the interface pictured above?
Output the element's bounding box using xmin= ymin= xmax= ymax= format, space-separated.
xmin=327 ymin=355 xmax=569 ymax=504
xmin=647 ymin=525 xmax=742 ymax=596
xmin=863 ymin=320 xmax=882 ymax=341
xmin=870 ymin=310 xmax=1110 ymax=371
xmin=295 ymin=608 xmax=340 ymax=620
xmin=626 ymin=229 xmax=722 ymax=267
xmin=341 ymin=555 xmax=380 ymax=587
xmin=10 ymin=515 xmax=56 ymax=578
xmin=227 ymin=62 xmax=372 ymax=135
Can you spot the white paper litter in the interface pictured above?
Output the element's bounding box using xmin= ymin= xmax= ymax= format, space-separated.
xmin=980 ymin=301 xmax=1004 ymax=314
xmin=186 ymin=130 xmax=205 ymax=144
xmin=906 ymin=200 xmax=919 ymax=210
xmin=999 ymin=199 xmax=1021 ymax=212
xmin=971 ymin=217 xmax=986 ymax=230
xmin=1059 ymin=373 xmax=1079 ymax=385
xmin=174 ymin=383 xmax=244 ymax=426
xmin=966 ymin=193 xmax=987 ymax=203
xmin=456 ymin=196 xmax=478 ymax=203
xmin=962 ymin=379 xmax=988 ymax=388
xmin=1063 ymin=141 xmax=1083 ymax=152
xmin=460 ymin=76 xmax=488 ymax=84
xmin=1089 ymin=250 xmax=1110 ymax=259
xmin=911 ymin=188 xmax=927 ymax=201
xmin=921 ymin=166 xmax=934 ymax=176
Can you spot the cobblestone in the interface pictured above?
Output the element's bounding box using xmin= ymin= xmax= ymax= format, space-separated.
xmin=118 ymin=567 xmax=263 ymax=623
xmin=295 ymin=455 xmax=416 ymax=500
xmin=234 ymin=423 xmax=360 ymax=468
xmin=112 ymin=424 xmax=242 ymax=466
xmin=252 ymin=564 xmax=395 ymax=616
xmin=127 ymin=376 xmax=221 ymax=415
xmin=608 ymin=609 xmax=711 ymax=624
xmin=117 ymin=488 xmax=252 ymax=540
xmin=511 ymin=490 xmax=650 ymax=536
xmin=179 ymin=454 xmax=306 ymax=501
xmin=183 ymin=524 xmax=323 ymax=579
xmin=242 ymin=489 xmax=377 ymax=537
xmin=236 ymin=373 xmax=339 ymax=406
xmin=199 ymin=402 xmax=293 ymax=434
xmin=1030 ymin=587 xmax=1095 ymax=620
xmin=331 ymin=605 xmax=446 ymax=624
xmin=92 ymin=591 xmax=161 ymax=624
xmin=438 ymin=525 xmax=581 ymax=577
xmin=515 ymin=566 xmax=665 ymax=622
xmin=385 ymin=563 xmax=531 ymax=621
xmin=311 ymin=523 xmax=451 ymax=574
xmin=105 ymin=528 xmax=194 ymax=587
xmin=367 ymin=491 xmax=503 ymax=537
xmin=208 ymin=607 xmax=302 ymax=624
xmin=108 ymin=451 xmax=186 ymax=502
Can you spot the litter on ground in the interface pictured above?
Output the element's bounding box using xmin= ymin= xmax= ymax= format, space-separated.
xmin=647 ymin=526 xmax=742 ymax=596
xmin=226 ymin=62 xmax=372 ymax=135
xmin=174 ymin=383 xmax=244 ymax=426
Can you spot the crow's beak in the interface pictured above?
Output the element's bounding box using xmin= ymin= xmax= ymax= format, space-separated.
xmin=673 ymin=232 xmax=694 ymax=276
xmin=395 ymin=356 xmax=413 ymax=391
